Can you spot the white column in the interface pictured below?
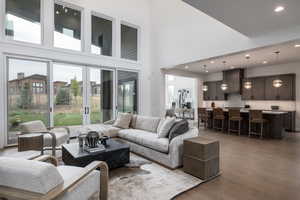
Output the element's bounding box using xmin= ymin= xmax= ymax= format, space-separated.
xmin=43 ymin=0 xmax=54 ymax=47
xmin=0 ymin=0 xmax=5 ymax=41
xmin=83 ymin=8 xmax=91 ymax=53
xmin=115 ymin=19 xmax=121 ymax=58
xmin=0 ymin=53 xmax=7 ymax=148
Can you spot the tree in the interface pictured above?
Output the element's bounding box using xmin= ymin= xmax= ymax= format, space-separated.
xmin=55 ymin=88 xmax=72 ymax=105
xmin=17 ymin=83 xmax=33 ymax=109
xmin=70 ymin=77 xmax=80 ymax=102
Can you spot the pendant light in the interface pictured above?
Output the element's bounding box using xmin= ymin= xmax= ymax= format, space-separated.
xmin=221 ymin=61 xmax=228 ymax=91
xmin=202 ymin=65 xmax=208 ymax=91
xmin=244 ymin=55 xmax=252 ymax=90
xmin=273 ymin=51 xmax=283 ymax=88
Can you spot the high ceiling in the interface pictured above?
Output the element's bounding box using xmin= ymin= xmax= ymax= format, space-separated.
xmin=183 ymin=0 xmax=300 ymax=37
xmin=174 ymin=40 xmax=300 ymax=74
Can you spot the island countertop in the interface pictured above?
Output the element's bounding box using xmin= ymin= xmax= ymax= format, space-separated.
xmin=205 ymin=108 xmax=288 ymax=115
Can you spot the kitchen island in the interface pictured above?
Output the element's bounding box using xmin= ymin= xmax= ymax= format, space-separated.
xmin=205 ymin=108 xmax=288 ymax=139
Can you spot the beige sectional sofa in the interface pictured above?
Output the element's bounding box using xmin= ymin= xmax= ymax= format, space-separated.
xmin=67 ymin=115 xmax=199 ymax=169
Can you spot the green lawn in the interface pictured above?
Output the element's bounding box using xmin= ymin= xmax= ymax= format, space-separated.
xmin=9 ymin=110 xmax=103 ymax=130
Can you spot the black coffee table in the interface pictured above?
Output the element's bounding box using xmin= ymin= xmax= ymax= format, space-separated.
xmin=62 ymin=139 xmax=130 ymax=169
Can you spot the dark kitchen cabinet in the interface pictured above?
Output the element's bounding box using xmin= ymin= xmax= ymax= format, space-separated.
xmin=203 ymin=81 xmax=227 ymax=101
xmin=216 ymin=81 xmax=226 ymax=100
xmin=265 ymin=74 xmax=295 ymax=101
xmin=242 ymin=79 xmax=252 ymax=100
xmin=277 ymin=75 xmax=295 ymax=100
xmin=242 ymin=77 xmax=265 ymax=100
xmin=223 ymin=69 xmax=244 ymax=94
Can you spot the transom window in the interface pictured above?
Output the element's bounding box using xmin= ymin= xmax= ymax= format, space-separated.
xmin=91 ymin=15 xmax=113 ymax=56
xmin=121 ymin=24 xmax=138 ymax=61
xmin=5 ymin=0 xmax=41 ymax=44
xmin=54 ymin=3 xmax=82 ymax=51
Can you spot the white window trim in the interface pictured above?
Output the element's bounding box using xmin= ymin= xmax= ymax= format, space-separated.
xmin=120 ymin=20 xmax=141 ymax=63
xmin=91 ymin=11 xmax=116 ymax=57
xmin=53 ymin=0 xmax=85 ymax=52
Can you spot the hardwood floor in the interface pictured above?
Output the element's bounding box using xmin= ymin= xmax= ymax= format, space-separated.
xmin=176 ymin=129 xmax=300 ymax=200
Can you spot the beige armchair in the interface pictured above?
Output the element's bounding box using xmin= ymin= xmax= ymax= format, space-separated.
xmin=0 ymin=155 xmax=109 ymax=200
xmin=19 ymin=120 xmax=70 ymax=156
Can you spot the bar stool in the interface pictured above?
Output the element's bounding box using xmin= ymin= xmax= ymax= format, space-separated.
xmin=213 ymin=108 xmax=225 ymax=132
xmin=249 ymin=110 xmax=268 ymax=139
xmin=198 ymin=108 xmax=209 ymax=129
xmin=228 ymin=109 xmax=243 ymax=135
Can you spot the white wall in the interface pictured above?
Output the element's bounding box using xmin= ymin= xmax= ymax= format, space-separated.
xmin=0 ymin=0 xmax=152 ymax=148
xmin=148 ymin=0 xmax=300 ymax=117
xmin=165 ymin=74 xmax=198 ymax=109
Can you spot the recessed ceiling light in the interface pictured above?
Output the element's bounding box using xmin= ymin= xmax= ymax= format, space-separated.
xmin=263 ymin=61 xmax=268 ymax=64
xmin=230 ymin=66 xmax=235 ymax=69
xmin=205 ymin=70 xmax=209 ymax=73
xmin=185 ymin=65 xmax=189 ymax=69
xmin=294 ymin=44 xmax=300 ymax=48
xmin=210 ymin=61 xmax=215 ymax=64
xmin=245 ymin=54 xmax=250 ymax=58
xmin=274 ymin=6 xmax=285 ymax=13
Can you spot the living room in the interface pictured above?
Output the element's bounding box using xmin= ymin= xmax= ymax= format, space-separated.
xmin=1 ymin=0 xmax=300 ymax=200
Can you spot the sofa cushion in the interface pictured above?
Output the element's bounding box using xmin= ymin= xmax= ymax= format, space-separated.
xmin=118 ymin=129 xmax=169 ymax=153
xmin=168 ymin=119 xmax=189 ymax=141
xmin=85 ymin=124 xmax=121 ymax=138
xmin=20 ymin=120 xmax=48 ymax=133
xmin=0 ymin=157 xmax=63 ymax=194
xmin=43 ymin=130 xmax=69 ymax=147
xmin=135 ymin=116 xmax=161 ymax=133
xmin=56 ymin=166 xmax=100 ymax=200
xmin=157 ymin=117 xmax=176 ymax=138
xmin=113 ymin=113 xmax=132 ymax=129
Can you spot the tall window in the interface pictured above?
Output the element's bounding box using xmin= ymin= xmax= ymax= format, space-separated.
xmin=54 ymin=4 xmax=81 ymax=51
xmin=118 ymin=71 xmax=138 ymax=113
xmin=5 ymin=0 xmax=41 ymax=44
xmin=91 ymin=15 xmax=112 ymax=56
xmin=7 ymin=58 xmax=49 ymax=145
xmin=121 ymin=24 xmax=138 ymax=61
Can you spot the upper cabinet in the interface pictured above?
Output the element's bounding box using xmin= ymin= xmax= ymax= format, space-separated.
xmin=265 ymin=74 xmax=295 ymax=101
xmin=223 ymin=69 xmax=244 ymax=94
xmin=203 ymin=81 xmax=227 ymax=101
xmin=242 ymin=77 xmax=265 ymax=100
xmin=242 ymin=74 xmax=295 ymax=101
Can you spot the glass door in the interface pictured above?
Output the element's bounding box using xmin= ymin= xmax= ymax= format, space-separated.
xmin=53 ymin=63 xmax=84 ymax=126
xmin=7 ymin=57 xmax=50 ymax=145
xmin=117 ymin=70 xmax=138 ymax=114
xmin=88 ymin=67 xmax=114 ymax=124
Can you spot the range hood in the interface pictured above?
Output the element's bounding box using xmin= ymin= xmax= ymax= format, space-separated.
xmin=222 ymin=69 xmax=244 ymax=94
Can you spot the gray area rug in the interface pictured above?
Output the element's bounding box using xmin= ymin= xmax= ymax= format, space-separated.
xmin=109 ymin=154 xmax=203 ymax=200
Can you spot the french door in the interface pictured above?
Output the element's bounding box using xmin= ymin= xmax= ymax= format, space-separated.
xmin=6 ymin=58 xmax=115 ymax=145
xmin=86 ymin=67 xmax=115 ymax=124
xmin=117 ymin=70 xmax=139 ymax=114
xmin=52 ymin=63 xmax=115 ymax=126
xmin=7 ymin=57 xmax=50 ymax=145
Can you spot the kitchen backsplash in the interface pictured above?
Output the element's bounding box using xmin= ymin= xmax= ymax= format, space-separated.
xmin=203 ymin=100 xmax=296 ymax=111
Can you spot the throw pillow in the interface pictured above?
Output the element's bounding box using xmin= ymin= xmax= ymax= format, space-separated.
xmin=113 ymin=113 xmax=132 ymax=129
xmin=157 ymin=117 xmax=176 ymax=138
xmin=168 ymin=119 xmax=189 ymax=141
xmin=130 ymin=114 xmax=138 ymax=129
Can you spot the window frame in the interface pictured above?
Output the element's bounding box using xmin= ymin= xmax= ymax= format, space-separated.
xmin=3 ymin=0 xmax=45 ymax=45
xmin=120 ymin=21 xmax=141 ymax=62
xmin=53 ymin=0 xmax=84 ymax=52
xmin=91 ymin=11 xmax=116 ymax=57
